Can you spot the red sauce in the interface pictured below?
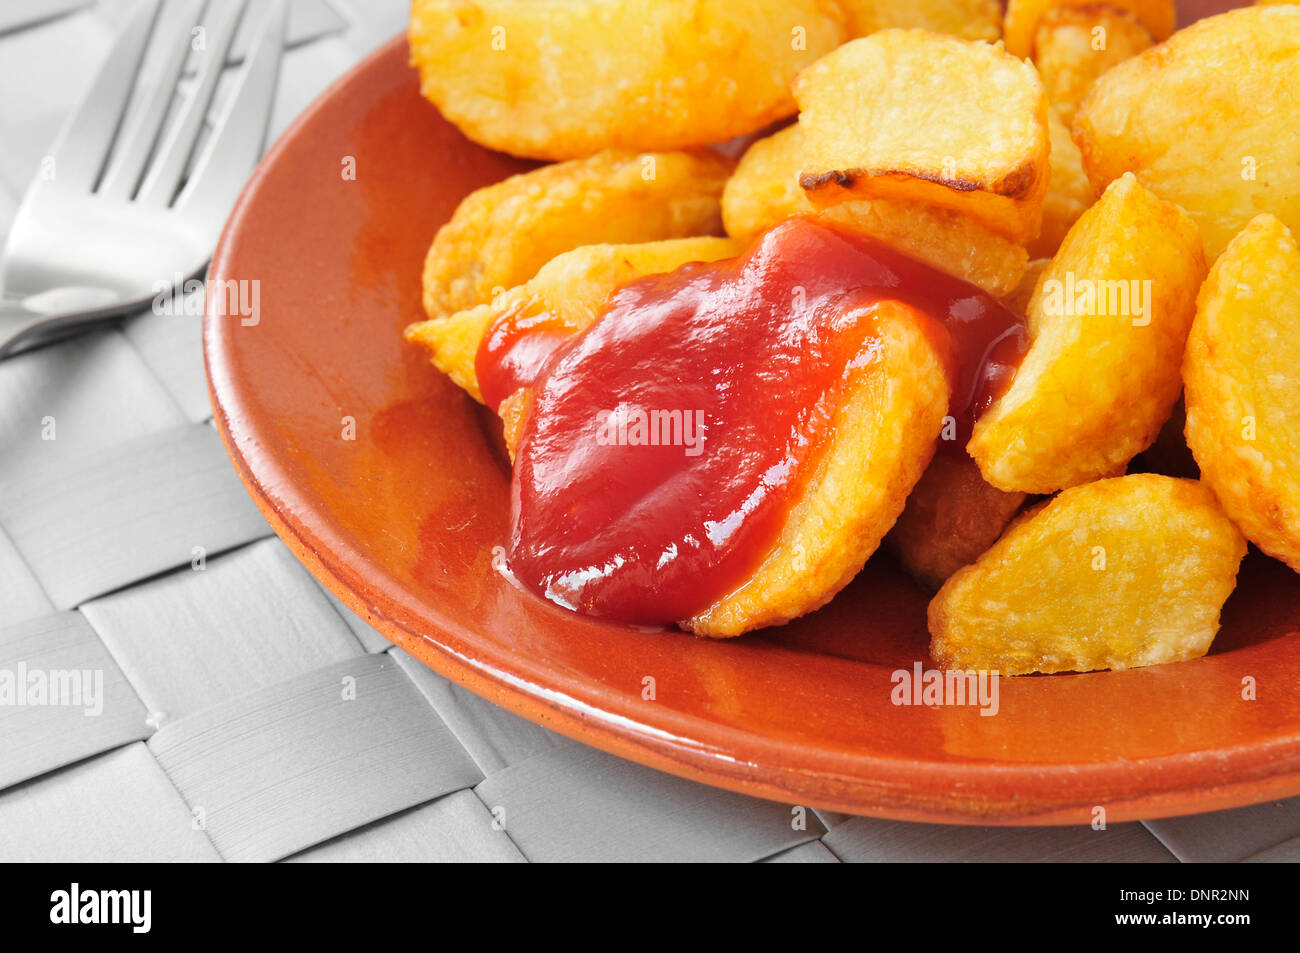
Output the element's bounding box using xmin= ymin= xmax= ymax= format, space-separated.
xmin=477 ymin=305 xmax=571 ymax=412
xmin=488 ymin=217 xmax=1025 ymax=626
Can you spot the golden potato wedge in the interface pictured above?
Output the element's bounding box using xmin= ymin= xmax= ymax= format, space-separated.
xmin=407 ymin=236 xmax=741 ymax=402
xmin=422 ymin=150 xmax=731 ymax=319
xmin=409 ymin=0 xmax=847 ymax=160
xmin=887 ymin=451 xmax=1027 ymax=590
xmin=1003 ymin=0 xmax=1173 ymax=58
xmin=968 ymin=174 xmax=1205 ymax=494
xmin=688 ymin=299 xmax=950 ymax=636
xmin=816 ymin=201 xmax=1029 ymax=298
xmin=1184 ymin=214 xmax=1300 ymax=572
xmin=1073 ymin=7 xmax=1300 ymax=259
xmin=1033 ymin=6 xmax=1152 ymax=125
xmin=794 ymin=31 xmax=1051 ymax=242
xmin=1028 ymin=106 xmax=1093 ymax=259
xmin=837 ymin=0 xmax=1001 ymax=40
xmin=722 ymin=124 xmax=810 ymax=243
xmin=929 ymin=474 xmax=1246 ymax=675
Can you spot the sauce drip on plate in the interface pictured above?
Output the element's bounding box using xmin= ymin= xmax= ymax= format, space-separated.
xmin=482 ymin=217 xmax=1026 ymax=626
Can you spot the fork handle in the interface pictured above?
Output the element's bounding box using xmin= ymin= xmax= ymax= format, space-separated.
xmin=0 ymin=301 xmax=120 ymax=359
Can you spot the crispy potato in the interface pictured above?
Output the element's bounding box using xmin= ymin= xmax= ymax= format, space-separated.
xmin=794 ymin=31 xmax=1051 ymax=242
xmin=929 ymin=474 xmax=1247 ymax=675
xmin=837 ymin=0 xmax=1002 ymax=40
xmin=1029 ymin=106 xmax=1093 ymax=259
xmin=968 ymin=174 xmax=1205 ymax=494
xmin=422 ymin=150 xmax=731 ymax=319
xmin=1184 ymin=214 xmax=1300 ymax=572
xmin=688 ymin=299 xmax=950 ymax=636
xmin=407 ymin=236 xmax=741 ymax=402
xmin=1033 ymin=5 xmax=1152 ymax=125
xmin=409 ymin=0 xmax=847 ymax=160
xmin=722 ymin=124 xmax=810 ymax=243
xmin=723 ymin=124 xmax=1028 ymax=295
xmin=1073 ymin=7 xmax=1300 ymax=259
xmin=816 ymin=201 xmax=1029 ymax=298
xmin=887 ymin=451 xmax=1027 ymax=590
xmin=1003 ymin=0 xmax=1173 ymax=59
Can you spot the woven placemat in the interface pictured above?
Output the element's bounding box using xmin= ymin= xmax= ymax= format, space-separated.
xmin=1 ymin=0 xmax=1296 ymax=864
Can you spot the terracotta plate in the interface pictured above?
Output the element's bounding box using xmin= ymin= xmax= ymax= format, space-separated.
xmin=205 ymin=3 xmax=1300 ymax=824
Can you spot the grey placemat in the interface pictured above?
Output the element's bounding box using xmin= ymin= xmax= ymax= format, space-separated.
xmin=0 ymin=0 xmax=1296 ymax=864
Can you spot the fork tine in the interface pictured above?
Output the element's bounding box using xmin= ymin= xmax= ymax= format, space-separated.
xmin=135 ymin=0 xmax=247 ymax=208
xmin=176 ymin=0 xmax=288 ymax=226
xmin=98 ymin=0 xmax=206 ymax=201
xmin=47 ymin=0 xmax=161 ymax=192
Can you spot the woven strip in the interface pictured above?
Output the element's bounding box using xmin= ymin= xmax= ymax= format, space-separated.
xmin=764 ymin=841 xmax=842 ymax=864
xmin=1242 ymin=836 xmax=1300 ymax=863
xmin=120 ymin=310 xmax=212 ymax=423
xmin=0 ymin=526 xmax=54 ymax=629
xmin=0 ymin=611 xmax=149 ymax=788
xmin=0 ymin=744 xmax=222 ymax=863
xmin=474 ymin=743 xmax=825 ymax=863
xmin=1144 ymin=800 xmax=1300 ymax=863
xmin=392 ymin=648 xmax=572 ymax=774
xmin=0 ymin=421 xmax=271 ymax=608
xmin=822 ymin=818 xmax=1175 ymax=863
xmin=148 ymin=654 xmax=484 ymax=862
xmin=0 ymin=330 xmax=187 ymax=485
xmin=80 ymin=538 xmax=369 ymax=720
xmin=286 ymin=789 xmax=526 ymax=863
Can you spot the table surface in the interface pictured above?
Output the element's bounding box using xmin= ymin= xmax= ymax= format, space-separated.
xmin=0 ymin=0 xmax=1296 ymax=864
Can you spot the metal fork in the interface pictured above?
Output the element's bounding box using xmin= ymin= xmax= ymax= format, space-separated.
xmin=0 ymin=0 xmax=287 ymax=358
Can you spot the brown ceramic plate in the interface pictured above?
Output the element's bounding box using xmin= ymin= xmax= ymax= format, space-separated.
xmin=205 ymin=4 xmax=1300 ymax=824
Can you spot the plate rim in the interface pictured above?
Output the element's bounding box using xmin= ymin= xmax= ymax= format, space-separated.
xmin=203 ymin=32 xmax=1300 ymax=826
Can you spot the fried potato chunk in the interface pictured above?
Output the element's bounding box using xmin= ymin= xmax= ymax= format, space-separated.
xmin=929 ymin=474 xmax=1247 ymax=675
xmin=408 ymin=0 xmax=847 ymax=160
xmin=887 ymin=451 xmax=1027 ymax=590
xmin=722 ymin=124 xmax=810 ymax=243
xmin=817 ymin=201 xmax=1029 ymax=298
xmin=1033 ymin=5 xmax=1152 ymax=125
xmin=1003 ymin=0 xmax=1173 ymax=59
xmin=422 ymin=150 xmax=731 ymax=319
xmin=1184 ymin=214 xmax=1300 ymax=572
xmin=837 ymin=0 xmax=1002 ymax=40
xmin=1073 ymin=6 xmax=1300 ymax=260
xmin=687 ymin=300 xmax=950 ymax=636
xmin=723 ymin=124 xmax=1028 ymax=295
xmin=794 ymin=31 xmax=1051 ymax=242
xmin=1029 ymin=106 xmax=1093 ymax=259
xmin=407 ymin=236 xmax=741 ymax=403
xmin=967 ymin=174 xmax=1205 ymax=494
